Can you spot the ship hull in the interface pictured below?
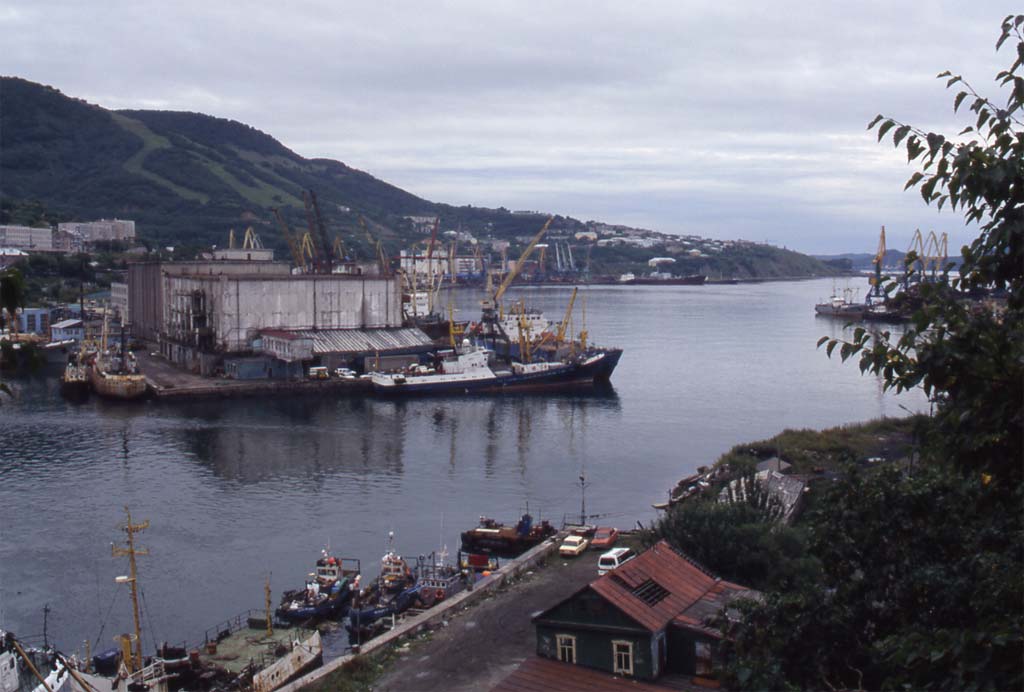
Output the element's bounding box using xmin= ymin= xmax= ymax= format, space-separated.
xmin=372 ymin=348 xmax=622 ymax=396
xmin=621 ymin=274 xmax=707 ymax=286
xmin=89 ymin=365 xmax=148 ymax=400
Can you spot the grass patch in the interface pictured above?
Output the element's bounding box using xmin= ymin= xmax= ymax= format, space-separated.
xmin=111 ymin=114 xmax=209 ymax=202
xmin=712 ymin=416 xmax=924 ymax=476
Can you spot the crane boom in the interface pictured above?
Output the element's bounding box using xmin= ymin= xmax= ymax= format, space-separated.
xmin=309 ymin=190 xmax=335 ymax=268
xmin=556 ymin=287 xmax=579 ymax=343
xmin=493 ymin=217 xmax=552 ymax=304
xmin=272 ymin=207 xmax=306 ymax=271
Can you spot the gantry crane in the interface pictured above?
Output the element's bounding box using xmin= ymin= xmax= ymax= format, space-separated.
xmin=479 ymin=217 xmax=552 ymax=344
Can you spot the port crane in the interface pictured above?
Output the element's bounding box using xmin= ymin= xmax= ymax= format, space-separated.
xmin=272 ymin=208 xmax=307 ymax=272
xmin=478 ymin=217 xmax=552 ymax=345
xmin=868 ymin=226 xmax=886 ymax=304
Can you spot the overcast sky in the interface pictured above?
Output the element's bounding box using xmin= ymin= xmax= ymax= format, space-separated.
xmin=3 ymin=1 xmax=1018 ymax=253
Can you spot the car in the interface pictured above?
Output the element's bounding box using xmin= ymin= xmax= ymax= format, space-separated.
xmin=597 ymin=547 xmax=636 ymax=575
xmin=308 ymin=366 xmax=329 ymax=380
xmin=558 ymin=535 xmax=590 ymax=557
xmin=590 ymin=527 xmax=620 ymax=549
xmin=334 ymin=367 xmax=357 ymax=380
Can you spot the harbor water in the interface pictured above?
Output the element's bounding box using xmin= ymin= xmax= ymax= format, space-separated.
xmin=0 ymin=278 xmax=926 ymax=653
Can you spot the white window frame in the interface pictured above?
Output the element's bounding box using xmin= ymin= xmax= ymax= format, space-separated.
xmin=556 ymin=634 xmax=577 ymax=664
xmin=612 ymin=639 xmax=634 ymax=676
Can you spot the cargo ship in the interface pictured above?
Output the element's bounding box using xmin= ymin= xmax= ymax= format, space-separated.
xmin=618 ymin=272 xmax=707 ymax=285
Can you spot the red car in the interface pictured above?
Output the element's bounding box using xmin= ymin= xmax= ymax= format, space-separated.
xmin=590 ymin=527 xmax=619 ymax=549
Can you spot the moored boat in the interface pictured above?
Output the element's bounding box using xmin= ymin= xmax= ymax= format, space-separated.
xmin=276 ymin=551 xmax=360 ymax=623
xmin=460 ymin=513 xmax=556 ymax=558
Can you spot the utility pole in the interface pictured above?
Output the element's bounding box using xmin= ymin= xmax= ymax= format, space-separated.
xmin=578 ymin=474 xmax=590 ymax=526
xmin=112 ymin=506 xmax=149 ymax=673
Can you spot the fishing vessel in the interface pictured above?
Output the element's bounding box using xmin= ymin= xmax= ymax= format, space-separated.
xmin=371 ymin=343 xmax=621 ymax=395
xmin=59 ymin=354 xmax=89 ymax=397
xmin=347 ymin=533 xmax=420 ymax=638
xmin=814 ymin=287 xmax=866 ymax=319
xmin=88 ymin=315 xmax=146 ymax=400
xmin=460 ymin=513 xmax=557 ymax=558
xmin=276 ymin=551 xmax=360 ymax=623
xmin=0 ymin=631 xmax=74 ymax=692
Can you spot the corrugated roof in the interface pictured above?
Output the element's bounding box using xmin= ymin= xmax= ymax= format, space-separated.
xmin=290 ymin=327 xmax=434 ymax=354
xmin=492 ymin=657 xmax=669 ymax=691
xmin=588 ymin=541 xmax=753 ymax=636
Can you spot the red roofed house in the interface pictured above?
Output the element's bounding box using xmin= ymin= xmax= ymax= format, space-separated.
xmin=531 ymin=540 xmax=757 ymax=682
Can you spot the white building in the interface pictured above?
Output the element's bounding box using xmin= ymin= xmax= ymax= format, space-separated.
xmin=50 ymin=319 xmax=85 ymax=342
xmin=110 ymin=282 xmax=129 ymax=321
xmin=57 ymin=219 xmax=136 ymax=244
xmin=0 ymin=225 xmax=53 ymax=251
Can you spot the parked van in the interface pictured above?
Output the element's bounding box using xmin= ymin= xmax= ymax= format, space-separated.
xmin=308 ymin=366 xmax=329 ymax=380
xmin=597 ymin=547 xmax=636 ymax=575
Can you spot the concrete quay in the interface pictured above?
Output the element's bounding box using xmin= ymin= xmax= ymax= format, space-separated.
xmin=281 ymin=535 xmax=565 ymax=692
xmin=135 ymin=351 xmax=370 ymax=400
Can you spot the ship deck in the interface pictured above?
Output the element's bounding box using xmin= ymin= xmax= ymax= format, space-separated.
xmin=194 ymin=613 xmax=316 ymax=675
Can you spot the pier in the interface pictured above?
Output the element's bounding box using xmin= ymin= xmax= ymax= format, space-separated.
xmin=136 ymin=351 xmax=370 ymax=400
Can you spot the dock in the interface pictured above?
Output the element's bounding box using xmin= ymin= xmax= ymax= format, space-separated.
xmin=136 ymin=351 xmax=371 ymax=400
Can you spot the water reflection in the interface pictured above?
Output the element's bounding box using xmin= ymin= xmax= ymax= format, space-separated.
xmin=165 ymin=388 xmax=621 ymax=485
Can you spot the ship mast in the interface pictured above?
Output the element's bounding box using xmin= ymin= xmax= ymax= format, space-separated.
xmin=112 ymin=506 xmax=149 ymax=672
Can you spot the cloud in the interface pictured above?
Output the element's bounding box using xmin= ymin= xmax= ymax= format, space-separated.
xmin=3 ymin=0 xmax=1016 ymax=253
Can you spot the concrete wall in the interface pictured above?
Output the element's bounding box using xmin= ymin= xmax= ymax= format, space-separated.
xmin=163 ymin=274 xmax=402 ymax=353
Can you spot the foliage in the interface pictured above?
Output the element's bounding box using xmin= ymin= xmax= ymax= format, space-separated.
xmin=722 ymin=18 xmax=1024 ymax=691
xmin=716 ymin=466 xmax=1023 ymax=691
xmin=820 ymin=16 xmax=1024 ymax=485
xmin=644 ymin=485 xmax=821 ymax=593
xmin=0 ymin=267 xmax=26 ymax=332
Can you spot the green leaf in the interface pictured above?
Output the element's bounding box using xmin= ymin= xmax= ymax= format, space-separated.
xmin=904 ymin=172 xmax=924 ymax=190
xmin=893 ymin=125 xmax=911 ymax=147
xmin=826 ymin=341 xmax=837 ymax=358
xmin=867 ymin=114 xmax=884 ymax=129
xmin=817 ymin=336 xmax=829 ymax=347
xmin=954 ymin=91 xmax=968 ymax=112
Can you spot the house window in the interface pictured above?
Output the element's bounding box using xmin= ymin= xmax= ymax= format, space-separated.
xmin=612 ymin=640 xmax=634 ymax=676
xmin=556 ymin=634 xmax=576 ymax=664
xmin=695 ymin=640 xmax=714 ymax=676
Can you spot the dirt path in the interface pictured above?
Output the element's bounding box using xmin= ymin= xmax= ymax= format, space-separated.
xmin=372 ymin=549 xmax=603 ymax=692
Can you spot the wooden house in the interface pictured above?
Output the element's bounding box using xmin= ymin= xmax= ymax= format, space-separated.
xmin=532 ymin=540 xmax=757 ymax=681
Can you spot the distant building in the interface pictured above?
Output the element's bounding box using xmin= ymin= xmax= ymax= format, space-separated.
xmin=574 ymin=231 xmax=598 ymax=241
xmin=127 ymin=260 xmax=427 ymax=375
xmin=0 ymin=248 xmax=28 ymax=269
xmin=50 ymin=318 xmax=85 ymax=343
xmin=0 ymin=225 xmax=53 ymax=252
xmin=57 ymin=219 xmax=136 ymax=244
xmin=110 ymin=282 xmax=129 ymax=322
xmin=17 ymin=308 xmax=50 ymax=335
xmin=52 ymin=228 xmax=84 ymax=253
xmin=211 ymin=247 xmax=275 ymax=262
xmin=647 ymin=257 xmax=676 ymax=267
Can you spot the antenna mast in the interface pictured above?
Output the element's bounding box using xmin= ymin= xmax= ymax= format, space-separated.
xmin=112 ymin=506 xmax=149 ymax=672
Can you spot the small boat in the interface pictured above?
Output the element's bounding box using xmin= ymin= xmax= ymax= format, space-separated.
xmin=346 ymin=533 xmax=420 ymax=639
xmin=460 ymin=513 xmax=556 ymax=558
xmin=59 ymin=354 xmax=89 ymax=398
xmin=815 ymin=287 xmax=866 ymax=319
xmin=413 ymin=550 xmax=466 ymax=606
xmin=276 ymin=551 xmax=361 ymax=623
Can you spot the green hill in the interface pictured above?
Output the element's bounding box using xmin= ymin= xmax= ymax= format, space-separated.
xmin=0 ymin=76 xmax=844 ymax=279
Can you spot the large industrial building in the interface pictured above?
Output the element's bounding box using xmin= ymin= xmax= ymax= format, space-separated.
xmin=128 ymin=260 xmax=433 ymax=376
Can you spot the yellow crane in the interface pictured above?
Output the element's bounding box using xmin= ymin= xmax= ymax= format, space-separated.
xmin=556 ymin=287 xmax=579 ymax=344
xmin=491 ymin=217 xmax=552 ymax=309
xmin=272 ymin=207 xmax=306 ymax=272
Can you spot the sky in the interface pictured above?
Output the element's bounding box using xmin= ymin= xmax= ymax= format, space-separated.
xmin=2 ymin=1 xmax=1018 ymax=254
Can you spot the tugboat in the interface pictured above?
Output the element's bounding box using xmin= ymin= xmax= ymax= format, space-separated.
xmin=347 ymin=533 xmax=420 ymax=640
xmin=814 ymin=286 xmax=866 ymax=319
xmin=276 ymin=550 xmax=361 ymax=623
xmin=59 ymin=352 xmax=89 ymax=398
xmin=460 ymin=513 xmax=556 ymax=558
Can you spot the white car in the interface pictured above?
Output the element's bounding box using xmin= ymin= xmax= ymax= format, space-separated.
xmin=559 ymin=535 xmax=589 ymax=557
xmin=597 ymin=547 xmax=636 ymax=575
xmin=334 ymin=368 xmax=357 ymax=380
